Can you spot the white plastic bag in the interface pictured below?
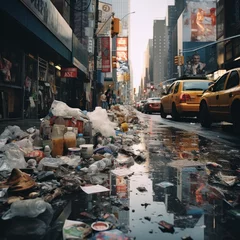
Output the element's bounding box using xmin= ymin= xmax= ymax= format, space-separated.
xmin=2 ymin=143 xmax=27 ymax=170
xmin=50 ymin=100 xmax=89 ymax=120
xmin=87 ymin=107 xmax=117 ymax=137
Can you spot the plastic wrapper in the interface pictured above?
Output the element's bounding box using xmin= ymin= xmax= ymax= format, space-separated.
xmin=37 ymin=157 xmax=64 ymax=171
xmin=63 ymin=220 xmax=92 ymax=240
xmin=92 ymin=229 xmax=130 ymax=240
xmin=116 ymin=156 xmax=135 ymax=168
xmin=60 ymin=156 xmax=81 ymax=167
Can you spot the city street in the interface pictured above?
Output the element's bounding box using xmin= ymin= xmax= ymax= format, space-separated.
xmin=55 ymin=112 xmax=240 ymax=240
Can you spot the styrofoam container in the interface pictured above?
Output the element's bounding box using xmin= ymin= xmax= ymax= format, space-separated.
xmin=80 ymin=144 xmax=94 ymax=158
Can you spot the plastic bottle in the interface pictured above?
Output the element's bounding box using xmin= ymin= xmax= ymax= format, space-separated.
xmin=51 ymin=124 xmax=65 ymax=157
xmin=44 ymin=145 xmax=52 ymax=157
xmin=64 ymin=127 xmax=76 ymax=149
xmin=76 ymin=133 xmax=86 ymax=147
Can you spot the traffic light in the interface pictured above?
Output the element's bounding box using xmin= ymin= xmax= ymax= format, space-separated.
xmin=150 ymin=85 xmax=154 ymax=91
xmin=174 ymin=56 xmax=184 ymax=66
xmin=111 ymin=17 xmax=120 ymax=38
xmin=174 ymin=56 xmax=179 ymax=65
xmin=179 ymin=56 xmax=184 ymax=65
xmin=112 ymin=56 xmax=117 ymax=68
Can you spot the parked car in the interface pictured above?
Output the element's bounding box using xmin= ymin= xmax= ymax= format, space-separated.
xmin=199 ymin=68 xmax=240 ymax=133
xmin=160 ymin=77 xmax=213 ymax=120
xmin=136 ymin=100 xmax=147 ymax=111
xmin=143 ymin=97 xmax=161 ymax=114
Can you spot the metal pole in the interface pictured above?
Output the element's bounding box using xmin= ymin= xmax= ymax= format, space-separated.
xmin=181 ymin=34 xmax=240 ymax=53
xmin=92 ymin=0 xmax=99 ymax=110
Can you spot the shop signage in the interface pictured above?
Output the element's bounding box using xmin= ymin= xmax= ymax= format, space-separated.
xmin=20 ymin=0 xmax=72 ymax=50
xmin=101 ymin=37 xmax=111 ymax=72
xmin=61 ymin=68 xmax=77 ymax=78
xmin=116 ymin=37 xmax=129 ymax=82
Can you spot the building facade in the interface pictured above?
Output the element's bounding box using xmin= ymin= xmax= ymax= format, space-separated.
xmin=0 ymin=0 xmax=88 ymax=120
xmin=153 ymin=19 xmax=168 ymax=86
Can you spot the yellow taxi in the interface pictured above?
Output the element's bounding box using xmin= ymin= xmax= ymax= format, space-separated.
xmin=160 ymin=77 xmax=213 ymax=120
xmin=199 ymin=68 xmax=240 ymax=132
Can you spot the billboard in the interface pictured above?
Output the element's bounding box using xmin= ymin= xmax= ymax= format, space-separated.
xmin=183 ymin=0 xmax=216 ymax=42
xmin=116 ymin=37 xmax=130 ymax=82
xmin=183 ymin=42 xmax=218 ymax=75
xmin=101 ymin=37 xmax=111 ymax=72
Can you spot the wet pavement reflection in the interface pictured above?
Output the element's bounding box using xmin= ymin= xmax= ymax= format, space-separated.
xmin=67 ymin=119 xmax=240 ymax=240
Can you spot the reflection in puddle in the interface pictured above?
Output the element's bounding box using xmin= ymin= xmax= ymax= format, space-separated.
xmin=67 ymin=124 xmax=240 ymax=240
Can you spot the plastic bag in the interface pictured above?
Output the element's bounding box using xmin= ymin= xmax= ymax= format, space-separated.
xmin=0 ymin=126 xmax=28 ymax=141
xmin=1 ymin=143 xmax=27 ymax=170
xmin=87 ymin=107 xmax=117 ymax=137
xmin=2 ymin=198 xmax=52 ymax=220
xmin=50 ymin=100 xmax=89 ymax=120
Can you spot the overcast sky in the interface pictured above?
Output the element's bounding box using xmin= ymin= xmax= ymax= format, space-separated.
xmin=129 ymin=0 xmax=174 ymax=89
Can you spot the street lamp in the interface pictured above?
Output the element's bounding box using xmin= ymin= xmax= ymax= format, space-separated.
xmin=120 ymin=11 xmax=136 ymax=21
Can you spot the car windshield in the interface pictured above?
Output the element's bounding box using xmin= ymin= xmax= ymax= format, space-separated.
xmin=183 ymin=81 xmax=213 ymax=91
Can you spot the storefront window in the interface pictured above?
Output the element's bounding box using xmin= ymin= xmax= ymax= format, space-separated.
xmin=0 ymin=49 xmax=22 ymax=85
xmin=24 ymin=55 xmax=38 ymax=119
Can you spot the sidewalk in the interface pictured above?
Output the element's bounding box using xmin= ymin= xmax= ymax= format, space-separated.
xmin=0 ymin=119 xmax=41 ymax=133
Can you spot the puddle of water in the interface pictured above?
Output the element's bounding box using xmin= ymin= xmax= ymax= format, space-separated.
xmin=65 ymin=125 xmax=240 ymax=240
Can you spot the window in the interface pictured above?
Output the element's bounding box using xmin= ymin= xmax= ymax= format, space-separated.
xmin=226 ymin=71 xmax=240 ymax=89
xmin=167 ymin=82 xmax=175 ymax=94
xmin=174 ymin=82 xmax=180 ymax=93
xmin=213 ymin=73 xmax=228 ymax=91
xmin=183 ymin=81 xmax=212 ymax=91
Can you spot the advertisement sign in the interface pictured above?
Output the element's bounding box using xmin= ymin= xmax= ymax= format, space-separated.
xmin=20 ymin=0 xmax=72 ymax=50
xmin=61 ymin=68 xmax=77 ymax=78
xmin=101 ymin=37 xmax=111 ymax=72
xmin=98 ymin=2 xmax=112 ymax=35
xmin=183 ymin=0 xmax=216 ymax=42
xmin=183 ymin=42 xmax=217 ymax=75
xmin=116 ymin=37 xmax=130 ymax=82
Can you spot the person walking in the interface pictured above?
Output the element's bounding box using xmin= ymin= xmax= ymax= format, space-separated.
xmin=105 ymin=89 xmax=112 ymax=109
xmin=100 ymin=92 xmax=107 ymax=109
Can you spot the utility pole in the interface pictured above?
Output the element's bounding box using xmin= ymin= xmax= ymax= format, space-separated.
xmin=92 ymin=0 xmax=99 ymax=110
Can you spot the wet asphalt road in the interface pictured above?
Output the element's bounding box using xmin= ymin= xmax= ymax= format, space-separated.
xmin=67 ymin=112 xmax=240 ymax=240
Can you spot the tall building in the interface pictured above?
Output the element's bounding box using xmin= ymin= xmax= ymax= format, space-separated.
xmin=153 ymin=19 xmax=168 ymax=86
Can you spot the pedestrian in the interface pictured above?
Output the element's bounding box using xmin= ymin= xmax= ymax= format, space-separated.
xmin=79 ymin=90 xmax=86 ymax=110
xmin=105 ymin=88 xmax=112 ymax=109
xmin=100 ymin=92 xmax=107 ymax=109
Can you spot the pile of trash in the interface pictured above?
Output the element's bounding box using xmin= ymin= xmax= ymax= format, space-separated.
xmin=0 ymin=100 xmax=146 ymax=239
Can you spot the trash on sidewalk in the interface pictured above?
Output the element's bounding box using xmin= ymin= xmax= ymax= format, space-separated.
xmin=80 ymin=184 xmax=110 ymax=194
xmin=158 ymin=220 xmax=175 ymax=234
xmin=156 ymin=181 xmax=174 ymax=188
xmin=63 ymin=219 xmax=92 ymax=240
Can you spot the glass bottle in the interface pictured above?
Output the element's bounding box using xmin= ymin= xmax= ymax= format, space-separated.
xmin=64 ymin=127 xmax=76 ymax=149
xmin=76 ymin=133 xmax=86 ymax=147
